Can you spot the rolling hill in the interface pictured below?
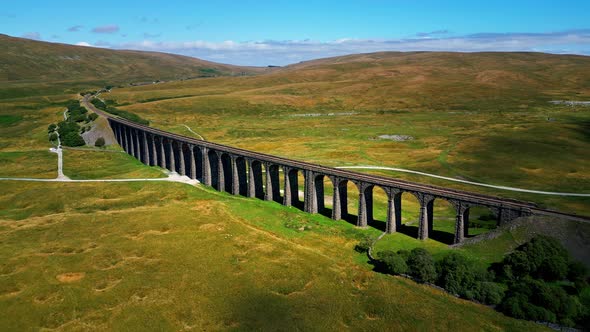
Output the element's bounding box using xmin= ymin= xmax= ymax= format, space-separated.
xmin=0 ymin=34 xmax=265 ymax=83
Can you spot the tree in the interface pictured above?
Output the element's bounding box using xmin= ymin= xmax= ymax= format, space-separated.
xmin=95 ymin=137 xmax=105 ymax=148
xmin=568 ymin=261 xmax=588 ymax=292
xmin=88 ymin=113 xmax=99 ymax=121
xmin=378 ymin=250 xmax=408 ymax=275
xmin=436 ymin=252 xmax=476 ymax=295
xmin=61 ymin=132 xmax=85 ymax=147
xmin=48 ymin=132 xmax=58 ymax=141
xmin=501 ymin=250 xmax=531 ymax=280
xmin=539 ymin=255 xmax=568 ymax=281
xmin=474 ymin=281 xmax=505 ymax=305
xmin=407 ymin=248 xmax=437 ymax=283
xmin=47 ymin=123 xmax=56 ymax=133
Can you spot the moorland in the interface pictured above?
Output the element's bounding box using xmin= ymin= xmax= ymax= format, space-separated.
xmin=1 ymin=34 xmax=589 ymax=330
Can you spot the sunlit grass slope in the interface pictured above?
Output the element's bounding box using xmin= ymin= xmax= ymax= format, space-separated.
xmin=104 ymin=52 xmax=590 ymax=215
xmin=0 ymin=34 xmax=266 ymax=84
xmin=0 ymin=180 xmax=545 ymax=331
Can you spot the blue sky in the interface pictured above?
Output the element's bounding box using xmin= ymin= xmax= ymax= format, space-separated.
xmin=2 ymin=0 xmax=590 ymax=65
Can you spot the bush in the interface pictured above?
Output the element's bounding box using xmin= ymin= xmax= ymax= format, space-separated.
xmin=378 ymin=250 xmax=408 ymax=275
xmin=354 ymin=236 xmax=373 ymax=253
xmin=568 ymin=261 xmax=588 ymax=285
xmin=61 ymin=131 xmax=85 ymax=147
xmin=474 ymin=281 xmax=505 ymax=305
xmin=436 ymin=252 xmax=476 ymax=295
xmin=499 ymin=278 xmax=583 ymax=325
xmin=88 ymin=113 xmax=99 ymax=121
xmin=95 ymin=137 xmax=106 ymax=148
xmin=48 ymin=123 xmax=56 ymax=133
xmin=48 ymin=132 xmax=58 ymax=141
xmin=407 ymin=248 xmax=437 ymax=283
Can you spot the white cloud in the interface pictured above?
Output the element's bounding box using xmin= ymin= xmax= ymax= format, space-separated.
xmin=81 ymin=29 xmax=590 ymax=66
xmin=21 ymin=32 xmax=41 ymax=40
xmin=75 ymin=41 xmax=92 ymax=47
xmin=92 ymin=25 xmax=120 ymax=34
xmin=67 ymin=25 xmax=83 ymax=32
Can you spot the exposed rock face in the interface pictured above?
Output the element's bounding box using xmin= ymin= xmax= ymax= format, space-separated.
xmin=82 ymin=116 xmax=117 ymax=146
xmin=377 ymin=134 xmax=414 ymax=141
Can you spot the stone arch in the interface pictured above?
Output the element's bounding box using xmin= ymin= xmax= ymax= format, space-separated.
xmin=308 ymin=173 xmax=332 ymax=217
xmin=356 ymin=183 xmax=372 ymax=227
xmin=207 ymin=149 xmax=219 ymax=190
xmin=248 ymin=159 xmax=264 ymax=199
xmin=394 ymin=191 xmax=422 ymax=238
xmin=162 ymin=138 xmax=176 ymax=173
xmin=180 ymin=142 xmax=193 ymax=177
xmin=134 ymin=129 xmax=142 ymax=161
xmin=367 ymin=185 xmax=390 ymax=232
xmin=220 ymin=153 xmax=233 ymax=192
xmin=170 ymin=140 xmax=182 ymax=173
xmin=427 ymin=197 xmax=458 ymax=244
xmin=234 ymin=156 xmax=248 ymax=196
xmin=192 ymin=146 xmax=204 ymax=182
xmin=155 ymin=136 xmax=166 ymax=169
xmin=330 ymin=177 xmax=348 ymax=221
xmin=283 ymin=167 xmax=303 ymax=209
xmin=265 ymin=163 xmax=281 ymax=203
xmin=462 ymin=204 xmax=500 ymax=241
xmin=149 ymin=134 xmax=158 ymax=166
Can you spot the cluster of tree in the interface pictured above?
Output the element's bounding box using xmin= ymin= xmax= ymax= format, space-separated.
xmin=492 ymin=236 xmax=589 ymax=327
xmin=90 ymin=98 xmax=150 ymax=126
xmin=47 ymin=124 xmax=57 ymax=142
xmin=57 ymin=120 xmax=85 ymax=146
xmin=47 ymin=100 xmax=101 ymax=147
xmin=66 ymin=100 xmax=89 ymax=122
xmin=368 ymin=235 xmax=589 ymax=327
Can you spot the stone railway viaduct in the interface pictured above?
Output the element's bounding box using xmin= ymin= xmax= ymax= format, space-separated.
xmin=84 ymin=97 xmax=588 ymax=244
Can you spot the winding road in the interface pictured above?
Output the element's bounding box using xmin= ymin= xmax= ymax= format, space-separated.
xmin=336 ymin=166 xmax=590 ymax=197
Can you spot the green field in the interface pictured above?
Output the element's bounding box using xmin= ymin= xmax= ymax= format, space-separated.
xmin=1 ymin=47 xmax=589 ymax=330
xmin=104 ymin=52 xmax=590 ymax=218
xmin=0 ymin=179 xmax=546 ymax=331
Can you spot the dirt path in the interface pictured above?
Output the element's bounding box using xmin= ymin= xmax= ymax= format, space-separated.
xmin=0 ymin=172 xmax=199 ymax=185
xmin=336 ymin=166 xmax=590 ymax=197
xmin=182 ymin=124 xmax=205 ymax=140
xmin=51 ymin=119 xmax=69 ymax=180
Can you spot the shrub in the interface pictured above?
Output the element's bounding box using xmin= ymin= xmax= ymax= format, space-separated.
xmin=95 ymin=137 xmax=105 ymax=147
xmin=501 ymin=251 xmax=531 ymax=280
xmin=88 ymin=113 xmax=99 ymax=121
xmin=48 ymin=132 xmax=58 ymax=141
xmin=436 ymin=252 xmax=476 ymax=295
xmin=539 ymin=255 xmax=569 ymax=281
xmin=396 ymin=249 xmax=410 ymax=261
xmin=61 ymin=132 xmax=85 ymax=147
xmin=378 ymin=250 xmax=408 ymax=275
xmin=568 ymin=261 xmax=588 ymax=284
xmin=354 ymin=236 xmax=373 ymax=253
xmin=474 ymin=281 xmax=505 ymax=305
xmin=47 ymin=123 xmax=56 ymax=133
xmin=407 ymin=248 xmax=437 ymax=283
xmin=499 ymin=278 xmax=583 ymax=325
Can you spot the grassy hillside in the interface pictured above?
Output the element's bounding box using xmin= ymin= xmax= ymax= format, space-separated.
xmin=103 ymin=51 xmax=590 ymax=216
xmin=0 ymin=34 xmax=266 ymax=84
xmin=0 ymin=90 xmax=548 ymax=330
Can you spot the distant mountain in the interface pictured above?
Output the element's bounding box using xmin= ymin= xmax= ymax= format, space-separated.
xmin=0 ymin=34 xmax=264 ymax=82
xmin=226 ymin=51 xmax=590 ymax=110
